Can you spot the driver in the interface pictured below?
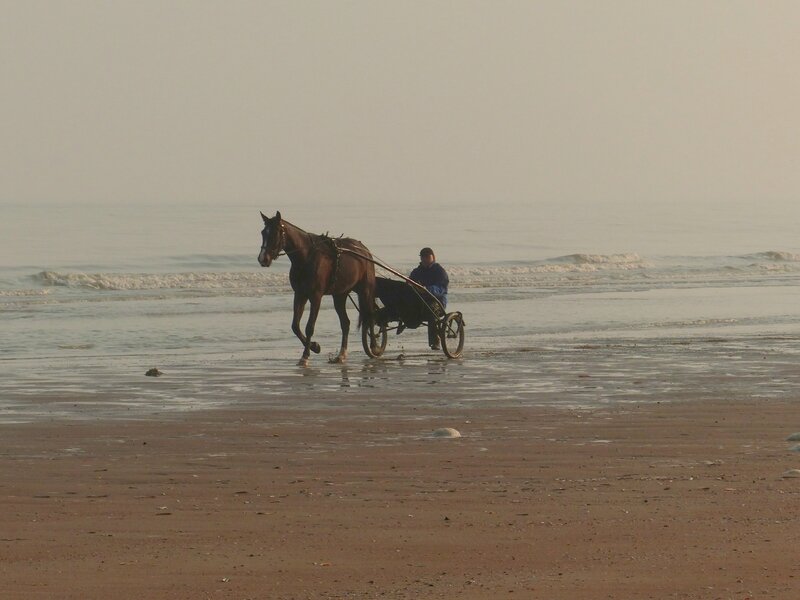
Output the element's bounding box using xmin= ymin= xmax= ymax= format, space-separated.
xmin=409 ymin=247 xmax=449 ymax=349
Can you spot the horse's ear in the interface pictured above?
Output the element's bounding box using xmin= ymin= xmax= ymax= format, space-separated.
xmin=261 ymin=211 xmax=269 ymax=222
xmin=275 ymin=211 xmax=282 ymax=221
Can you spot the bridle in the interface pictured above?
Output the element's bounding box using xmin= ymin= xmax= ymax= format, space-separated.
xmin=261 ymin=221 xmax=287 ymax=260
xmin=261 ymin=219 xmax=340 ymax=262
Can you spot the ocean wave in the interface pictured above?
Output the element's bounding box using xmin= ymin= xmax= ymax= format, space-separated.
xmin=30 ymin=270 xmax=289 ymax=291
xmin=20 ymin=250 xmax=800 ymax=298
xmin=29 ymin=254 xmax=650 ymax=294
xmin=447 ymin=254 xmax=650 ymax=287
xmin=164 ymin=253 xmax=255 ymax=269
xmin=742 ymin=251 xmax=800 ymax=263
xmin=552 ymin=253 xmax=647 ymax=266
xmin=0 ymin=288 xmax=53 ymax=297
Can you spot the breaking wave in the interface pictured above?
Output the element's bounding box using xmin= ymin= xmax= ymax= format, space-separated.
xmin=446 ymin=254 xmax=650 ymax=287
xmin=30 ymin=270 xmax=290 ymax=292
xmin=552 ymin=253 xmax=647 ymax=266
xmin=743 ymin=251 xmax=800 ymax=263
xmin=18 ymin=249 xmax=800 ymax=298
xmin=28 ymin=254 xmax=650 ymax=294
xmin=0 ymin=288 xmax=53 ymax=297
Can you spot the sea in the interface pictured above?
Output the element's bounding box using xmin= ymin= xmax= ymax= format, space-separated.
xmin=3 ymin=199 xmax=800 ymax=422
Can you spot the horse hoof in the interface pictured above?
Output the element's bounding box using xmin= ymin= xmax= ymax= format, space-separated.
xmin=310 ymin=342 xmax=321 ymax=354
xmin=298 ymin=358 xmax=309 ymax=367
xmin=329 ymin=354 xmax=347 ymax=364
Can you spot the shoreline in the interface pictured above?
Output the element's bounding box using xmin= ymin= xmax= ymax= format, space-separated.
xmin=5 ymin=332 xmax=800 ymax=425
xmin=2 ymin=398 xmax=800 ymax=598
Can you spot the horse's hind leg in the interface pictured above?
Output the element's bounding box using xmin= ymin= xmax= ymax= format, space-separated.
xmin=291 ymin=293 xmax=320 ymax=366
xmin=330 ymin=294 xmax=350 ymax=363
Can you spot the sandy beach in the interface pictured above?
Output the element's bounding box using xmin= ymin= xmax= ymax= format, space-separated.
xmin=6 ymin=2 xmax=800 ymax=598
xmin=3 ymin=396 xmax=800 ymax=599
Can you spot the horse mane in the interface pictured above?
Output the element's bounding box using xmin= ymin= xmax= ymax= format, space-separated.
xmin=284 ymin=219 xmax=366 ymax=255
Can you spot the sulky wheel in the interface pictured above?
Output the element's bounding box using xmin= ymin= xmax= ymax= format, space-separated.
xmin=440 ymin=312 xmax=465 ymax=359
xmin=362 ymin=317 xmax=388 ymax=358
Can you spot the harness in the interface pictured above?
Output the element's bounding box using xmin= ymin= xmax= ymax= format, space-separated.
xmin=267 ymin=222 xmax=344 ymax=294
xmin=321 ymin=235 xmax=342 ymax=294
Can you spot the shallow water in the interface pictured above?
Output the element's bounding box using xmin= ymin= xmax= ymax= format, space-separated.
xmin=3 ymin=200 xmax=800 ymax=422
xmin=3 ymin=333 xmax=800 ymax=423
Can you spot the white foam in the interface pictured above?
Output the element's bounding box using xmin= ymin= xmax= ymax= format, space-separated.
xmin=555 ymin=253 xmax=646 ymax=266
xmin=30 ymin=270 xmax=289 ymax=292
xmin=747 ymin=251 xmax=800 ymax=263
xmin=0 ymin=288 xmax=52 ymax=297
xmin=8 ymin=249 xmax=800 ymax=306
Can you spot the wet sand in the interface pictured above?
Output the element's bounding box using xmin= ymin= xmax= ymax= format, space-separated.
xmin=2 ymin=397 xmax=800 ymax=599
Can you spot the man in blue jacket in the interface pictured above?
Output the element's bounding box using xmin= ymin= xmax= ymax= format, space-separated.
xmin=410 ymin=247 xmax=449 ymax=349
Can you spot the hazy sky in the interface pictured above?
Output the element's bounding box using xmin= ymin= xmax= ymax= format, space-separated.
xmin=2 ymin=1 xmax=799 ymax=208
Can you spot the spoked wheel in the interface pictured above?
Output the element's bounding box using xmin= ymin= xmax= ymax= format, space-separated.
xmin=440 ymin=312 xmax=465 ymax=358
xmin=362 ymin=318 xmax=388 ymax=358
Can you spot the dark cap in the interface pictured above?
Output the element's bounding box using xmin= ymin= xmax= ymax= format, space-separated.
xmin=419 ymin=247 xmax=434 ymax=257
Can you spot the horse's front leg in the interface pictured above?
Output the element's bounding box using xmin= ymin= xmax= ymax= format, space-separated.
xmin=299 ymin=293 xmax=323 ymax=366
xmin=291 ymin=293 xmax=308 ymax=346
xmin=330 ymin=294 xmax=350 ymax=363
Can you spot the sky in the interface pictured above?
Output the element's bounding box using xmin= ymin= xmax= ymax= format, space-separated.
xmin=2 ymin=1 xmax=799 ymax=210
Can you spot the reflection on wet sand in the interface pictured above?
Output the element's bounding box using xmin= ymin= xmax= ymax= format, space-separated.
xmin=3 ymin=336 xmax=800 ymax=422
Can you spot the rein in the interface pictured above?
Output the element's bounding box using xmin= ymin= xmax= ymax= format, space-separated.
xmin=337 ymin=247 xmax=446 ymax=316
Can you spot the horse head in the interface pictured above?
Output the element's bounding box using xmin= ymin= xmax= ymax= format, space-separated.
xmin=258 ymin=210 xmax=284 ymax=267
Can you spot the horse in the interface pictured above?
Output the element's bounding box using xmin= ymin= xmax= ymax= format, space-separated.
xmin=258 ymin=211 xmax=376 ymax=366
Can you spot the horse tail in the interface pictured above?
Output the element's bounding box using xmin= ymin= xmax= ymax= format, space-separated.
xmin=357 ymin=250 xmax=377 ymax=331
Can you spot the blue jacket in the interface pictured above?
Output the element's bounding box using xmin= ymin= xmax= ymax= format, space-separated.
xmin=409 ymin=262 xmax=449 ymax=307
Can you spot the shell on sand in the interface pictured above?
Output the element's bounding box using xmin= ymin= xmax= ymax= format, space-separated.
xmin=781 ymin=469 xmax=800 ymax=478
xmin=786 ymin=433 xmax=800 ymax=442
xmin=432 ymin=427 xmax=462 ymax=439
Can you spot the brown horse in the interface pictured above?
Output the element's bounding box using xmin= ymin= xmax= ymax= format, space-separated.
xmin=258 ymin=211 xmax=376 ymax=365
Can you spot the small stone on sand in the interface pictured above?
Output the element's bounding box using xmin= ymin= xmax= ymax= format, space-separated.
xmin=433 ymin=427 xmax=461 ymax=438
xmin=145 ymin=368 xmax=163 ymax=377
xmin=786 ymin=433 xmax=800 ymax=442
xmin=780 ymin=469 xmax=800 ymax=478
xmin=790 ymin=445 xmax=800 ymax=453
